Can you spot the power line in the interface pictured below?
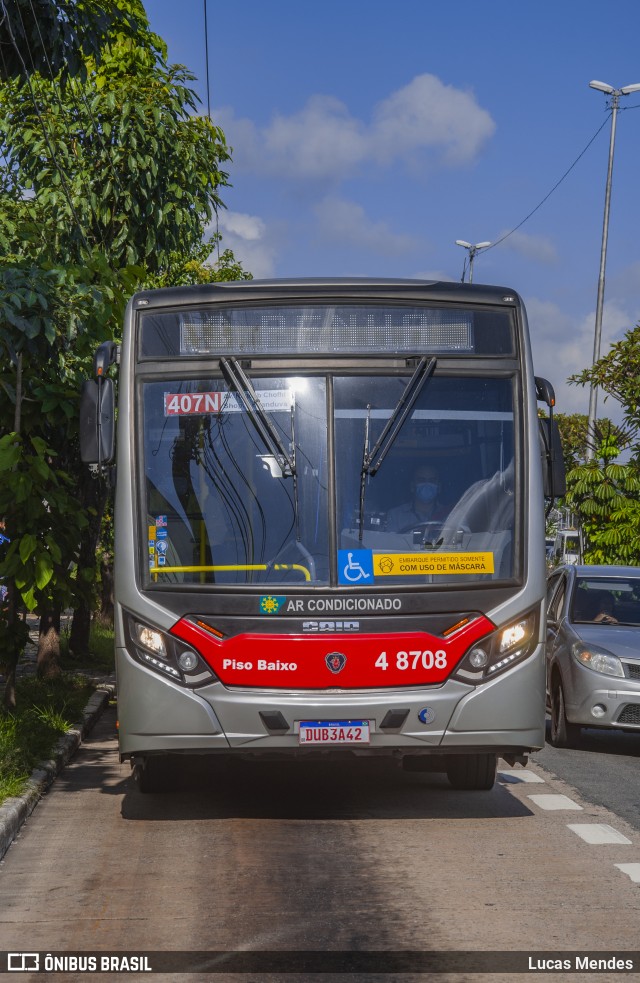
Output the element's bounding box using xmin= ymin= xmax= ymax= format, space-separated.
xmin=485 ymin=113 xmax=613 ymax=253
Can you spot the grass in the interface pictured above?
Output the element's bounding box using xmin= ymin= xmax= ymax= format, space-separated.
xmin=0 ymin=619 xmax=114 ymax=808
xmin=60 ymin=616 xmax=115 ymax=674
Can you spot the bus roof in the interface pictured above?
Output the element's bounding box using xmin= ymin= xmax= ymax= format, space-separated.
xmin=129 ymin=278 xmax=523 ymax=311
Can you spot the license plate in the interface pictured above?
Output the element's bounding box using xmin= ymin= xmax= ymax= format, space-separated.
xmin=298 ymin=720 xmax=370 ymax=745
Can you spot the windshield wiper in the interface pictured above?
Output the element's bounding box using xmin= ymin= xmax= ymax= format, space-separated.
xmin=219 ymin=357 xmax=295 ymax=477
xmin=358 ymin=356 xmax=436 ymax=541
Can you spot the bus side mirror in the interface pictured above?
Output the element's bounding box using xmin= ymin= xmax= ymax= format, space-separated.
xmin=80 ymin=378 xmax=115 ymax=465
xmin=538 ymin=416 xmax=566 ymax=500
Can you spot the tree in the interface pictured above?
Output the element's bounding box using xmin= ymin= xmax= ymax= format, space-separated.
xmin=0 ymin=23 xmax=229 ymax=270
xmin=564 ymin=433 xmax=640 ymax=566
xmin=0 ymin=4 xmax=232 ymax=703
xmin=144 ymin=234 xmax=253 ymax=288
xmin=570 ymin=323 xmax=640 ymax=450
xmin=554 ymin=412 xmax=626 ymax=473
xmin=0 ymin=0 xmax=146 ymax=82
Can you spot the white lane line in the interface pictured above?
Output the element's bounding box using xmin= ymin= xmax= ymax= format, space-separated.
xmin=567 ymin=824 xmax=632 ymax=845
xmin=499 ymin=770 xmax=545 ymax=784
xmin=527 ymin=794 xmax=582 ymax=810
xmin=615 ymin=863 xmax=640 ymax=882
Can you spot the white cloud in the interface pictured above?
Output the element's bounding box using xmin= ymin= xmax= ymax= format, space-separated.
xmin=372 ymin=75 xmax=495 ymax=166
xmin=214 ymin=73 xmax=495 ymax=183
xmin=497 ymin=230 xmax=558 ymax=264
xmin=526 ymin=296 xmax=630 ymax=419
xmin=219 ymin=211 xmax=266 ymax=241
xmin=213 ymin=210 xmax=278 ymax=279
xmin=314 ymin=196 xmax=418 ymax=255
xmin=264 ymin=96 xmax=368 ymax=180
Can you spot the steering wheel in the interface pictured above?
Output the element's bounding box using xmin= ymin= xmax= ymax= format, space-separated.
xmin=398 ymin=521 xmax=443 ymax=542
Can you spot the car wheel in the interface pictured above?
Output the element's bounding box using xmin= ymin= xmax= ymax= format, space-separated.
xmin=549 ymin=676 xmax=581 ymax=748
xmin=445 ymin=753 xmax=497 ymax=790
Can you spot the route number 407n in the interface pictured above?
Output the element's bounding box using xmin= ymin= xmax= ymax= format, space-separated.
xmin=375 ymin=650 xmax=448 ymax=671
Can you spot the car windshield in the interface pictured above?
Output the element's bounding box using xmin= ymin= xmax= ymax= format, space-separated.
xmin=140 ymin=372 xmax=516 ymax=587
xmin=571 ymin=577 xmax=640 ymax=626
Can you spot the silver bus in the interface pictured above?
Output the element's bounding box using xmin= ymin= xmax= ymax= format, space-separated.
xmin=80 ymin=279 xmax=565 ymax=791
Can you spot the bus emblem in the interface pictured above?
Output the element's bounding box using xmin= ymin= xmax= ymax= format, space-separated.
xmin=260 ymin=595 xmax=286 ymax=614
xmin=325 ymin=652 xmax=347 ymax=674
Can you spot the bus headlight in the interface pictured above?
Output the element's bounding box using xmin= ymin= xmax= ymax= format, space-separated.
xmin=453 ymin=610 xmax=539 ymax=683
xmin=134 ymin=622 xmax=167 ymax=657
xmin=124 ymin=612 xmax=218 ymax=688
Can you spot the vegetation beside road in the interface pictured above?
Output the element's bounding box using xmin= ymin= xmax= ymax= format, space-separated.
xmin=0 ymin=621 xmax=114 ymax=808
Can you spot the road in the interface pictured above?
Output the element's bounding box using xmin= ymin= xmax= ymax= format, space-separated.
xmin=0 ymin=704 xmax=639 ymax=982
xmin=534 ymin=723 xmax=640 ymax=832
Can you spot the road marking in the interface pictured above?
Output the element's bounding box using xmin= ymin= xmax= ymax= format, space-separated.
xmin=567 ymin=824 xmax=632 ymax=845
xmin=498 ymin=770 xmax=545 ymax=783
xmin=527 ymin=794 xmax=582 ymax=810
xmin=615 ymin=863 xmax=640 ymax=882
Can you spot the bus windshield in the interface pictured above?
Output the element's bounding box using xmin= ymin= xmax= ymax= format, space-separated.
xmin=142 ymin=371 xmax=515 ymax=587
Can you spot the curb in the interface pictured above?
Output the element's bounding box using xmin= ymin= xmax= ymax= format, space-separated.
xmin=0 ymin=681 xmax=116 ymax=862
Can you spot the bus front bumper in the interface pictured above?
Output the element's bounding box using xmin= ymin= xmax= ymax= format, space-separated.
xmin=116 ymin=644 xmax=545 ymax=759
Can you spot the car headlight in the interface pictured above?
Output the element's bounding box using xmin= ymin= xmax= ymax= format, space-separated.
xmin=571 ymin=642 xmax=624 ymax=677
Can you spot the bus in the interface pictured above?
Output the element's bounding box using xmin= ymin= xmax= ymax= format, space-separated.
xmin=80 ymin=278 xmax=565 ymax=792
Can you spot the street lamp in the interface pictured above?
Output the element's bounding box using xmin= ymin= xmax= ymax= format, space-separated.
xmin=455 ymin=240 xmax=491 ymax=283
xmin=585 ymin=79 xmax=640 ymax=461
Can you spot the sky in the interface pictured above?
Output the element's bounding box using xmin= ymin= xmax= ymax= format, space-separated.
xmin=145 ymin=0 xmax=640 ymax=420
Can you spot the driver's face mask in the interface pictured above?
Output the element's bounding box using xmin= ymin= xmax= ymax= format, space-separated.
xmin=415 ymin=481 xmax=439 ymax=503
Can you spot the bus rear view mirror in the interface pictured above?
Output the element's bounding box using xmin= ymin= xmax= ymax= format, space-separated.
xmin=538 ymin=416 xmax=566 ymax=500
xmin=80 ymin=378 xmax=115 ymax=465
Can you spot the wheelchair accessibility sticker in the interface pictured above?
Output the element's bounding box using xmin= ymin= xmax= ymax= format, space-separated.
xmin=338 ymin=549 xmax=374 ymax=585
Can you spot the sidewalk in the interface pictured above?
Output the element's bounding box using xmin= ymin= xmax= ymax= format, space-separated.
xmin=0 ymin=614 xmax=116 ymax=861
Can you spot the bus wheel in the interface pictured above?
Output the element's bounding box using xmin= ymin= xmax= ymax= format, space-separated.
xmin=445 ymin=753 xmax=497 ymax=790
xmin=132 ymin=756 xmax=170 ymax=793
xmin=549 ymin=677 xmax=580 ymax=748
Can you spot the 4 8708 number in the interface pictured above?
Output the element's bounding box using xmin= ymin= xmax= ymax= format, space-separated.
xmin=374 ymin=650 xmax=448 ymax=671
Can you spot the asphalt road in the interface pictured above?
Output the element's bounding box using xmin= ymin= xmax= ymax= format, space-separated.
xmin=534 ymin=719 xmax=640 ymax=831
xmin=1 ymin=704 xmax=640 ymax=982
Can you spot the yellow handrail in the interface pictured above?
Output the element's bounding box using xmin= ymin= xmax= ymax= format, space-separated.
xmin=150 ymin=562 xmax=311 ymax=582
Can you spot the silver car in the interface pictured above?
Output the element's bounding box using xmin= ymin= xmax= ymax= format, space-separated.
xmin=545 ymin=565 xmax=640 ymax=747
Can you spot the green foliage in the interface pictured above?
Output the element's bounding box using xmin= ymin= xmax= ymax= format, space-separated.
xmin=0 ymin=674 xmax=94 ymax=806
xmin=0 ymin=0 xmax=150 ymax=83
xmin=145 ymin=234 xmax=253 ymax=288
xmin=554 ymin=412 xmax=626 ymax=472
xmin=61 ymin=619 xmax=115 ymax=672
xmin=0 ymin=32 xmax=230 ymax=270
xmin=0 ymin=2 xmax=234 ymax=696
xmin=570 ymin=322 xmax=640 ymax=448
xmin=565 ymin=433 xmax=640 ymax=565
xmin=0 ymin=434 xmax=87 ymax=611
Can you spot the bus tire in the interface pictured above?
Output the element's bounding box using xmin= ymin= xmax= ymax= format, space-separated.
xmin=133 ymin=755 xmax=170 ymax=793
xmin=445 ymin=753 xmax=497 ymax=790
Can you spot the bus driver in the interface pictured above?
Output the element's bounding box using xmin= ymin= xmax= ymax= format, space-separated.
xmin=386 ymin=464 xmax=447 ymax=533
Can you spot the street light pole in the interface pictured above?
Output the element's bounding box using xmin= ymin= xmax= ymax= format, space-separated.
xmin=455 ymin=240 xmax=491 ymax=283
xmin=585 ymin=79 xmax=640 ymax=461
